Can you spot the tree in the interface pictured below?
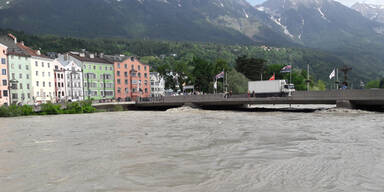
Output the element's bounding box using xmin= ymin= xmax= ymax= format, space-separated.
xmin=191 ymin=57 xmax=214 ymax=93
xmin=235 ymin=56 xmax=266 ymax=81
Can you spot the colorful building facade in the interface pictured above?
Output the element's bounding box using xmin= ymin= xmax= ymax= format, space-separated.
xmin=17 ymin=42 xmax=55 ymax=104
xmin=0 ymin=43 xmax=9 ymax=106
xmin=1 ymin=34 xmax=33 ymax=105
xmin=68 ymin=52 xmax=114 ymax=100
xmin=53 ymin=60 xmax=66 ymax=103
xmin=107 ymin=55 xmax=151 ymax=101
xmin=150 ymin=72 xmax=165 ymax=97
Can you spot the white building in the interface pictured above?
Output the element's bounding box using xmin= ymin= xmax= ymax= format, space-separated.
xmin=64 ymin=61 xmax=83 ymax=101
xmin=150 ymin=72 xmax=165 ymax=97
xmin=53 ymin=60 xmax=66 ymax=103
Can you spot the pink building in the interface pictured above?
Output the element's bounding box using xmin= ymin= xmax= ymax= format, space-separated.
xmin=0 ymin=43 xmax=9 ymax=106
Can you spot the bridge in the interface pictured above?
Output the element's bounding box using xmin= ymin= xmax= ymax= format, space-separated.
xmin=93 ymin=89 xmax=384 ymax=111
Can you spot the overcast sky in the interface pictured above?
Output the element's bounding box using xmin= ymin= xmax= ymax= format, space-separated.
xmin=247 ymin=0 xmax=384 ymax=7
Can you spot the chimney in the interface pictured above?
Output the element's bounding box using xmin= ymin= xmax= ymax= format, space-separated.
xmin=21 ymin=41 xmax=24 ymax=46
xmin=64 ymin=53 xmax=68 ymax=61
xmin=8 ymin=33 xmax=17 ymax=44
xmin=36 ymin=50 xmax=41 ymax=55
xmin=90 ymin=53 xmax=95 ymax=59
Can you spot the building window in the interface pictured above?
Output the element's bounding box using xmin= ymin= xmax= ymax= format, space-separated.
xmin=42 ymin=72 xmax=45 ymax=77
xmin=11 ymin=64 xmax=14 ymax=69
xmin=144 ymin=80 xmax=148 ymax=85
xmin=48 ymin=72 xmax=50 ymax=77
xmin=144 ymin=73 xmax=147 ymax=78
xmin=12 ymin=93 xmax=18 ymax=99
xmin=124 ymin=72 xmax=128 ymax=77
xmin=138 ymin=65 xmax=141 ymax=71
xmin=36 ymin=71 xmax=38 ymax=76
xmin=26 ymin=74 xmax=30 ymax=79
xmin=131 ymin=65 xmax=134 ymax=70
xmin=99 ymin=66 xmax=102 ymax=70
xmin=1 ymin=69 xmax=6 ymax=75
xmin=118 ymin=63 xmax=120 ymax=68
xmin=117 ymin=71 xmax=120 ymax=76
xmin=138 ymin=73 xmax=141 ymax=78
xmin=27 ymin=84 xmax=30 ymax=89
xmin=42 ymin=62 xmax=44 ymax=67
xmin=125 ymin=88 xmax=128 ymax=93
xmin=11 ymin=73 xmax=15 ymax=79
xmin=117 ymin=88 xmax=121 ymax=93
xmin=35 ymin=61 xmax=38 ymax=67
xmin=1 ymin=58 xmax=5 ymax=64
xmin=26 ymin=65 xmax=29 ymax=70
xmin=110 ymin=67 xmax=112 ymax=70
xmin=144 ymin=66 xmax=147 ymax=71
xmin=43 ymin=81 xmax=46 ymax=87
xmin=124 ymin=64 xmax=127 ymax=69
xmin=28 ymin=93 xmax=30 ymax=99
xmin=48 ymin=63 xmax=50 ymax=68
xmin=117 ymin=79 xmax=121 ymax=84
xmin=18 ymin=65 xmax=21 ymax=69
xmin=125 ymin=79 xmax=128 ymax=85
xmin=145 ymin=88 xmax=148 ymax=93
xmin=49 ymin=82 xmax=51 ymax=87
xmin=3 ymin=90 xmax=8 ymax=97
xmin=36 ymin=81 xmax=39 ymax=87
xmin=19 ymin=73 xmax=22 ymax=79
xmin=19 ymin=83 xmax=23 ymax=89
xmin=93 ymin=66 xmax=96 ymax=70
xmin=2 ymin=79 xmax=7 ymax=86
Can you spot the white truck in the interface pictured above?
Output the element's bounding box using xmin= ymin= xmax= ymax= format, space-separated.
xmin=248 ymin=80 xmax=295 ymax=97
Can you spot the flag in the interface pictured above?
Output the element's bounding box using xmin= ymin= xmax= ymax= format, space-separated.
xmin=280 ymin=65 xmax=292 ymax=73
xmin=329 ymin=69 xmax=335 ymax=79
xmin=216 ymin=71 xmax=224 ymax=79
xmin=269 ymin=73 xmax=275 ymax=80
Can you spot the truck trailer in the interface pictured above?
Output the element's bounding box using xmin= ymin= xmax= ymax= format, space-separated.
xmin=248 ymin=80 xmax=295 ymax=97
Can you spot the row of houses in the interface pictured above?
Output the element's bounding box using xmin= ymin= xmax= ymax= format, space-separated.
xmin=0 ymin=34 xmax=165 ymax=106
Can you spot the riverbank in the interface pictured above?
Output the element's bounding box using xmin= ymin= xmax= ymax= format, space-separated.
xmin=0 ymin=101 xmax=96 ymax=117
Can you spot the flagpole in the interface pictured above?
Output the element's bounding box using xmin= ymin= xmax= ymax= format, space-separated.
xmin=336 ymin=67 xmax=339 ymax=90
xmin=290 ymin=64 xmax=293 ymax=84
xmin=225 ymin=70 xmax=228 ymax=93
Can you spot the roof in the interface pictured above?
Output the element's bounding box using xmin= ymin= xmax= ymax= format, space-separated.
xmin=0 ymin=35 xmax=30 ymax=57
xmin=17 ymin=42 xmax=51 ymax=59
xmin=104 ymin=54 xmax=149 ymax=67
xmin=69 ymin=53 xmax=113 ymax=64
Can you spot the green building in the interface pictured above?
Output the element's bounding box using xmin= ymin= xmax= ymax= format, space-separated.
xmin=0 ymin=35 xmax=33 ymax=105
xmin=68 ymin=52 xmax=114 ymax=100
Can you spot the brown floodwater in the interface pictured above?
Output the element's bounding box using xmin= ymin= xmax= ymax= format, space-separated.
xmin=1 ymin=107 xmax=384 ymax=192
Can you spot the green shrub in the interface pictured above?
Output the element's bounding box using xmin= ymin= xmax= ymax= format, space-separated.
xmin=0 ymin=105 xmax=11 ymax=117
xmin=80 ymin=100 xmax=96 ymax=113
xmin=41 ymin=103 xmax=63 ymax=115
xmin=20 ymin=105 xmax=34 ymax=116
xmin=0 ymin=104 xmax=34 ymax=117
xmin=65 ymin=102 xmax=83 ymax=114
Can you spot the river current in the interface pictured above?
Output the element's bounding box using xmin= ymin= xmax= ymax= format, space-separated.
xmin=1 ymin=106 xmax=384 ymax=192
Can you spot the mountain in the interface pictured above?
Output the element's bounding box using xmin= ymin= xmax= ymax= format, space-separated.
xmin=256 ymin=0 xmax=384 ymax=49
xmin=352 ymin=3 xmax=384 ymax=24
xmin=0 ymin=0 xmax=293 ymax=45
xmin=255 ymin=0 xmax=384 ymax=80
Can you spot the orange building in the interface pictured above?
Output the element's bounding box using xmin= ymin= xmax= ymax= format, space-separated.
xmin=106 ymin=56 xmax=151 ymax=101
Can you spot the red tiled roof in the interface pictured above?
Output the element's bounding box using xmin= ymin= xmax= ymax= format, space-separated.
xmin=16 ymin=43 xmax=50 ymax=59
